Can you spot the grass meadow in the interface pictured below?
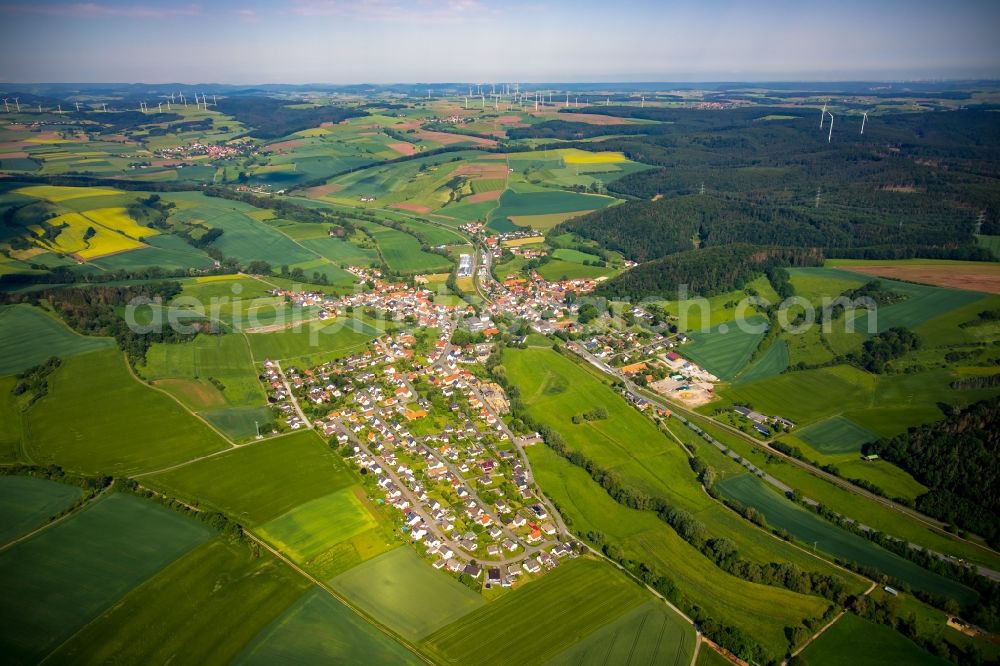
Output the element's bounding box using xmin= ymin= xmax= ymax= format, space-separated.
xmin=679 ymin=316 xmax=767 ymax=379
xmin=797 ymin=613 xmax=949 ymax=666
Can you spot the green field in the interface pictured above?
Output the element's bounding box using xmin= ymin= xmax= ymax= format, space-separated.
xmin=491 ymin=190 xmax=616 ymax=220
xmin=0 ymin=492 xmax=212 ymax=663
xmin=977 ymin=235 xmax=1000 ymax=259
xmin=537 ymin=258 xmax=617 ymax=281
xmin=0 ymin=475 xmax=81 ymax=545
xmin=796 ymin=416 xmax=879 ymax=454
xmin=733 ymin=339 xmax=789 ymax=385
xmin=797 ymin=613 xmax=949 ymax=666
xmin=236 ymin=587 xmax=422 ymax=665
xmin=245 ymin=317 xmax=378 ymax=364
xmin=258 ymin=485 xmax=395 ymax=578
xmin=678 ymin=316 xmax=767 ymax=379
xmin=331 ymin=546 xmax=485 ymax=642
xmin=201 ymin=406 xmax=276 ymax=441
xmin=717 ymin=474 xmax=978 ymax=606
xmin=0 ymin=304 xmax=114 ymax=375
xmin=547 ymin=600 xmax=695 ymax=666
xmin=141 ymin=332 xmax=266 ymax=409
xmin=25 ymin=349 xmax=229 ymax=475
xmin=47 ymin=538 xmax=309 ymax=665
xmin=527 ymin=444 xmax=834 ymax=661
xmin=0 ymin=377 xmax=22 ymax=462
xmin=424 ymin=558 xmax=657 ymax=665
xmin=359 ymin=221 xmax=453 ymax=273
xmin=146 ymin=431 xmax=355 ymax=525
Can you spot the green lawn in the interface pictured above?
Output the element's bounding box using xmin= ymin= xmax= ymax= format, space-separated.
xmin=796 ymin=416 xmax=879 ymax=454
xmin=537 ymin=258 xmax=617 ymax=281
xmin=331 ymin=546 xmax=485 ymax=642
xmin=717 ymin=474 xmax=978 ymax=606
xmin=547 ymin=599 xmax=695 ymax=666
xmin=797 ymin=613 xmax=949 ymax=666
xmin=25 ymin=349 xmax=229 ymax=475
xmin=424 ymin=558 xmax=654 ymax=665
xmin=0 ymin=492 xmax=212 ymax=664
xmin=146 ymin=430 xmax=355 ymax=525
xmin=47 ymin=537 xmax=309 ymax=665
xmin=236 ymin=587 xmax=422 ymax=665
xmin=0 ymin=475 xmax=81 ymax=546
xmin=680 ymin=316 xmax=767 ymax=380
xmin=0 ymin=304 xmax=114 ymax=375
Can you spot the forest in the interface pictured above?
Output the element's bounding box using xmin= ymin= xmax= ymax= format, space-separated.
xmin=214 ymin=96 xmax=367 ymax=139
xmin=867 ymin=397 xmax=1000 ymax=547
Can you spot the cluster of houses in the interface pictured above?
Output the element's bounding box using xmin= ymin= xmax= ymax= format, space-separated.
xmin=154 ymin=138 xmax=255 ymax=161
xmin=732 ymin=405 xmax=795 ymax=437
xmin=261 ymin=360 xmax=309 ymax=430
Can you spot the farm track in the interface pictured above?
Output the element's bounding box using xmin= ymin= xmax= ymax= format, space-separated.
xmin=121 ymin=351 xmax=238 ymax=449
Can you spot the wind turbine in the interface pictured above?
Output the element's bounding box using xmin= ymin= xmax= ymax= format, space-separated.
xmin=860 ymin=111 xmax=868 ymax=135
xmin=820 ymin=101 xmax=827 ymax=128
xmin=826 ymin=111 xmax=834 ymax=143
xmin=180 ymin=93 xmax=187 ymax=107
xmin=213 ymin=94 xmax=217 ymax=106
xmin=480 ymin=94 xmax=485 ymax=109
xmin=14 ymin=98 xmax=20 ymax=112
xmin=74 ymin=101 xmax=80 ymax=112
xmin=640 ymin=95 xmax=645 ymax=108
xmin=464 ymin=96 xmax=468 ymax=109
xmin=170 ymin=92 xmax=175 ymax=103
xmin=158 ymin=102 xmax=163 ymax=113
xmin=102 ymin=103 xmax=108 ymax=112
xmin=2 ymin=99 xmax=8 ymax=113
xmin=565 ymin=93 xmax=569 ymax=108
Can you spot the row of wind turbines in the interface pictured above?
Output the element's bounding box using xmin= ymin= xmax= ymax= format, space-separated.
xmin=1 ymin=91 xmax=220 ymax=115
xmin=819 ymin=101 xmax=869 ymax=142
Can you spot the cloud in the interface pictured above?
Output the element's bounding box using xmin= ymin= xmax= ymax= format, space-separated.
xmin=1 ymin=2 xmax=202 ymax=18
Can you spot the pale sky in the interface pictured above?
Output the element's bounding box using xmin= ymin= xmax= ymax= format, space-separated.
xmin=1 ymin=0 xmax=998 ymax=83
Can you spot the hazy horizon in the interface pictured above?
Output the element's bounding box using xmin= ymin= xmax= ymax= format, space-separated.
xmin=1 ymin=0 xmax=999 ymax=84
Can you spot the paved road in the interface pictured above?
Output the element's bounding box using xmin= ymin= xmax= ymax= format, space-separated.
xmin=274 ymin=360 xmax=312 ymax=429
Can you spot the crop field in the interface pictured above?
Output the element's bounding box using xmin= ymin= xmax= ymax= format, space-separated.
xmin=656 ymin=277 xmax=780 ymax=330
xmin=15 ymin=184 xmax=122 ymax=202
xmin=26 ymin=348 xmax=229 ymax=475
xmin=0 ymin=476 xmax=81 ymax=546
xmin=718 ymin=364 xmax=876 ymax=426
xmin=840 ymin=261 xmax=1000 ymax=295
xmin=402 ymin=219 xmax=467 ymax=246
xmin=424 ymin=558 xmax=654 ymax=666
xmin=490 ymin=189 xmax=615 ymax=224
xmin=525 ymin=445 xmax=835 ymax=661
xmin=245 ymin=317 xmax=378 ymax=364
xmin=358 ymin=221 xmax=452 ymax=273
xmin=0 ymin=304 xmax=114 ymax=375
xmin=788 ymin=267 xmax=867 ymax=304
xmin=733 ymin=340 xmax=789 ymax=385
xmin=509 ymin=349 xmax=859 ymax=575
xmin=717 ymin=474 xmax=978 ymax=605
xmin=258 ymin=485 xmax=395 ymax=578
xmin=146 ymin=431 xmax=355 ymax=525
xmin=90 ymin=233 xmax=215 ymax=271
xmin=439 ymin=199 xmax=497 ymax=222
xmin=168 ymin=202 xmax=315 ymax=267
xmin=236 ymin=588 xmax=422 ymax=665
xmin=48 ymin=538 xmax=309 ymax=666
xmin=913 ymin=294 xmax=1000 ymax=347
xmin=796 ymin=416 xmax=878 ymax=454
xmin=553 ymin=247 xmax=601 ymax=263
xmin=835 ymin=458 xmax=928 ymax=502
xmin=331 ymin=546 xmax=485 ymax=642
xmin=141 ymin=333 xmax=265 ymax=409
xmin=0 ymin=377 xmax=21 ymax=462
xmin=547 ymin=600 xmax=695 ymax=666
xmin=679 ymin=316 xmax=767 ymax=380
xmin=298 ymin=234 xmax=380 ymax=265
xmin=0 ymin=492 xmax=212 ymax=664
xmin=797 ymin=613 xmax=949 ymax=666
